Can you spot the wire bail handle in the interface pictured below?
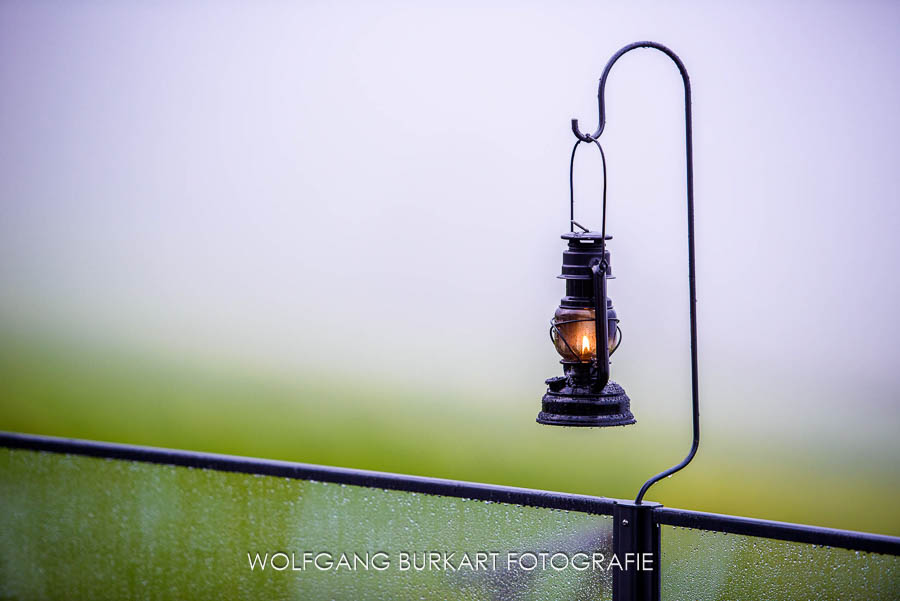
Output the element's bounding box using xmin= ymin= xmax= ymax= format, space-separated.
xmin=568 ymin=138 xmax=609 ymax=243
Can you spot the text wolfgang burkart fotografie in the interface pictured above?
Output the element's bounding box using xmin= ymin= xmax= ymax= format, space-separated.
xmin=247 ymin=550 xmax=654 ymax=573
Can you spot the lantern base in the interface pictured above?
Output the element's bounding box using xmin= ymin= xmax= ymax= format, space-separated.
xmin=538 ymin=378 xmax=635 ymax=427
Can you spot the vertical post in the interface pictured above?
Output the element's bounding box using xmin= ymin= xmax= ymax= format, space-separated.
xmin=612 ymin=501 xmax=661 ymax=601
xmin=572 ymin=41 xmax=701 ymax=504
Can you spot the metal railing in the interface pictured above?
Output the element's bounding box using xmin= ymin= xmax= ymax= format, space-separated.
xmin=2 ymin=431 xmax=898 ymax=600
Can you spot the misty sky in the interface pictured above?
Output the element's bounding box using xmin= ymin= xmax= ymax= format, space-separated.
xmin=1 ymin=1 xmax=899 ymax=443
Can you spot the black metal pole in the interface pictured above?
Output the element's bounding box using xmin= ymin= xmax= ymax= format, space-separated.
xmin=612 ymin=502 xmax=661 ymax=601
xmin=573 ymin=41 xmax=700 ymax=505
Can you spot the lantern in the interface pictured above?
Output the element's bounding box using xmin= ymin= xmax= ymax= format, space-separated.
xmin=538 ymin=230 xmax=635 ymax=427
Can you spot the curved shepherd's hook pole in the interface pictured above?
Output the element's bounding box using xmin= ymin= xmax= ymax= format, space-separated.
xmin=573 ymin=41 xmax=699 ymax=505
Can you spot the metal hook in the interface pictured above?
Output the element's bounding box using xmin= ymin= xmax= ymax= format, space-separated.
xmin=571 ymin=41 xmax=691 ymax=145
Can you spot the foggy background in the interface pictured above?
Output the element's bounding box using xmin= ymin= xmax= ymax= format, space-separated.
xmin=1 ymin=1 xmax=898 ymax=532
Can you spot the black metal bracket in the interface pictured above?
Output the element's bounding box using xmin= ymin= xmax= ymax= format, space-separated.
xmin=613 ymin=501 xmax=661 ymax=601
xmin=574 ymin=41 xmax=700 ymax=505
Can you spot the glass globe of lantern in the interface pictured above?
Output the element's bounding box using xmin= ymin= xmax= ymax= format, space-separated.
xmin=551 ymin=304 xmax=619 ymax=362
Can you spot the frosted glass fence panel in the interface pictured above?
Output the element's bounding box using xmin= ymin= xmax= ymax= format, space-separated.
xmin=0 ymin=448 xmax=613 ymax=600
xmin=660 ymin=524 xmax=900 ymax=600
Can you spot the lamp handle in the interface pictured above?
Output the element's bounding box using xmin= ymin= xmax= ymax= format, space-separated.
xmin=568 ymin=138 xmax=609 ymax=239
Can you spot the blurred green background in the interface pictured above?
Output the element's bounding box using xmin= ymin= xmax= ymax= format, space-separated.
xmin=1 ymin=0 xmax=899 ymax=540
xmin=2 ymin=324 xmax=897 ymax=537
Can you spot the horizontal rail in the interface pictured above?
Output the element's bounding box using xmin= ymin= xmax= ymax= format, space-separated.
xmin=2 ymin=431 xmax=898 ymax=556
xmin=0 ymin=431 xmax=616 ymax=515
xmin=656 ymin=507 xmax=900 ymax=556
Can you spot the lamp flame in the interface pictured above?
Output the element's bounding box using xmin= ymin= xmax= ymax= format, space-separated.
xmin=581 ymin=334 xmax=591 ymax=356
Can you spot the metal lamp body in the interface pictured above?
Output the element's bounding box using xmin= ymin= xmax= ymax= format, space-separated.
xmin=538 ymin=232 xmax=635 ymax=427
